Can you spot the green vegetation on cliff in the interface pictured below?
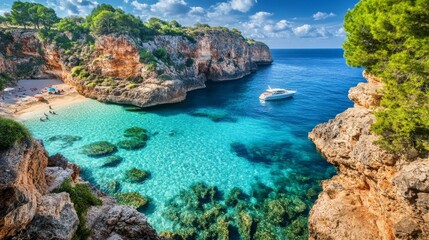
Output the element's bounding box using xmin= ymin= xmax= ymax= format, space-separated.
xmin=53 ymin=178 xmax=102 ymax=240
xmin=343 ymin=0 xmax=429 ymax=156
xmin=0 ymin=117 xmax=31 ymax=150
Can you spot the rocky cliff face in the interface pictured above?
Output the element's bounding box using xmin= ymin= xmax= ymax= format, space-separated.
xmin=308 ymin=72 xmax=429 ymax=239
xmin=0 ymin=139 xmax=161 ymax=240
xmin=0 ymin=29 xmax=272 ymax=108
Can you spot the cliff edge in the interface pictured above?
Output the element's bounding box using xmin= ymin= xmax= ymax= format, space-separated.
xmin=308 ymin=72 xmax=429 ymax=239
xmin=0 ymin=29 xmax=272 ymax=108
xmin=0 ymin=138 xmax=161 ymax=240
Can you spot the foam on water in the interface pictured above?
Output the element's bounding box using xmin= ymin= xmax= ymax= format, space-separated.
xmin=21 ymin=49 xmax=364 ymax=232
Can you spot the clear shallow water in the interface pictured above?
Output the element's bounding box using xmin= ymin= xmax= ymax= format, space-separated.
xmin=22 ymin=49 xmax=364 ymax=232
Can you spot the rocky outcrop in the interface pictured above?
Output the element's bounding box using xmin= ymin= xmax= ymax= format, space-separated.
xmin=250 ymin=41 xmax=273 ymax=65
xmin=0 ymin=29 xmax=272 ymax=108
xmin=13 ymin=193 xmax=79 ymax=240
xmin=308 ymin=72 xmax=429 ymax=239
xmin=0 ymin=139 xmax=47 ymax=239
xmin=86 ymin=197 xmax=160 ymax=240
xmin=0 ymin=138 xmax=161 ymax=240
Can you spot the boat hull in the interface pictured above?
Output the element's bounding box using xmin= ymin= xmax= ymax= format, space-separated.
xmin=259 ymin=91 xmax=296 ymax=101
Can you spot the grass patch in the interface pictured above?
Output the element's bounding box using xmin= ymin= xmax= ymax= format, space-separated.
xmin=0 ymin=117 xmax=31 ymax=151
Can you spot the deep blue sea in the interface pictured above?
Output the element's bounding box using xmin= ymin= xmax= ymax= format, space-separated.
xmin=22 ymin=49 xmax=364 ymax=234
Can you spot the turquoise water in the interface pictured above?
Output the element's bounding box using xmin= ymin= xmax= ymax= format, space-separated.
xmin=22 ymin=49 xmax=364 ymax=233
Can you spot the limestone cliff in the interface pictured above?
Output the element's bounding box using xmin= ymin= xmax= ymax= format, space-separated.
xmin=308 ymin=72 xmax=429 ymax=239
xmin=0 ymin=138 xmax=161 ymax=240
xmin=0 ymin=29 xmax=272 ymax=108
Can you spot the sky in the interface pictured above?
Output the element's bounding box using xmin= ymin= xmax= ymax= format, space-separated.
xmin=0 ymin=0 xmax=360 ymax=48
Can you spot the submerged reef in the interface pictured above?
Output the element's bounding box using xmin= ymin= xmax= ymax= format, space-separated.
xmin=46 ymin=135 xmax=82 ymax=148
xmin=230 ymin=142 xmax=296 ymax=165
xmin=81 ymin=141 xmax=117 ymax=157
xmin=102 ymin=155 xmax=123 ymax=167
xmin=118 ymin=127 xmax=150 ymax=150
xmin=190 ymin=110 xmax=237 ymax=123
xmin=161 ymin=160 xmax=327 ymax=240
xmin=124 ymin=168 xmax=151 ymax=183
xmin=115 ymin=192 xmax=150 ymax=210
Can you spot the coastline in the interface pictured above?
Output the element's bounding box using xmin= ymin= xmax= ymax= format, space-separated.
xmin=0 ymin=79 xmax=89 ymax=120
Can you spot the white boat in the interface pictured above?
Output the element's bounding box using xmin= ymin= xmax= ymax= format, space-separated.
xmin=259 ymin=86 xmax=296 ymax=101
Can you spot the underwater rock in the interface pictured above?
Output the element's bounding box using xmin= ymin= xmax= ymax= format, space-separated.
xmin=236 ymin=210 xmax=254 ymax=240
xmin=103 ymin=180 xmax=121 ymax=194
xmin=46 ymin=135 xmax=82 ymax=148
xmin=81 ymin=141 xmax=117 ymax=157
xmin=124 ymin=168 xmax=151 ymax=183
xmin=115 ymin=192 xmax=149 ymax=209
xmin=225 ymin=187 xmax=249 ymax=207
xmin=123 ymin=127 xmax=149 ymax=141
xmin=117 ymin=139 xmax=146 ymax=150
xmin=102 ymin=155 xmax=123 ymax=167
xmin=123 ymin=106 xmax=145 ymax=112
xmin=190 ymin=110 xmax=237 ymax=123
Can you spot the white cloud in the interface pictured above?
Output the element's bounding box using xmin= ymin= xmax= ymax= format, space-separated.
xmin=312 ymin=11 xmax=336 ymax=21
xmin=123 ymin=0 xmax=129 ymax=3
xmin=131 ymin=0 xmax=148 ymax=11
xmin=293 ymin=24 xmax=332 ymax=38
xmin=230 ymin=0 xmax=256 ymax=13
xmin=241 ymin=11 xmax=290 ymax=39
xmin=48 ymin=0 xmax=97 ymax=16
xmin=335 ymin=27 xmax=345 ymax=37
xmin=207 ymin=0 xmax=256 ymax=18
xmin=150 ymin=0 xmax=190 ymax=16
xmin=189 ymin=7 xmax=205 ymax=16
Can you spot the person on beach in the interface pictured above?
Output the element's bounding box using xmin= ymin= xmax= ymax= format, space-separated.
xmin=44 ymin=113 xmax=48 ymax=117
xmin=52 ymin=111 xmax=57 ymax=115
xmin=49 ymin=105 xmax=53 ymax=110
xmin=40 ymin=117 xmax=45 ymax=122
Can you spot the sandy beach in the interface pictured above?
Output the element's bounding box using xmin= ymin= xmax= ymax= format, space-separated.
xmin=0 ymin=79 xmax=88 ymax=119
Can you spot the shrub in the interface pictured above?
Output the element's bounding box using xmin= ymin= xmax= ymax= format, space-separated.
xmin=71 ymin=66 xmax=84 ymax=77
xmin=139 ymin=48 xmax=156 ymax=64
xmin=0 ymin=117 xmax=31 ymax=151
xmin=153 ymin=48 xmax=170 ymax=64
xmin=126 ymin=83 xmax=138 ymax=89
xmin=53 ymin=178 xmax=102 ymax=240
xmin=124 ymin=168 xmax=150 ymax=183
xmin=343 ymin=0 xmax=429 ymax=156
xmin=185 ymin=58 xmax=194 ymax=67
xmin=115 ymin=192 xmax=149 ymax=209
xmin=81 ymin=141 xmax=117 ymax=157
xmin=0 ymin=73 xmax=13 ymax=92
xmin=158 ymin=74 xmax=173 ymax=81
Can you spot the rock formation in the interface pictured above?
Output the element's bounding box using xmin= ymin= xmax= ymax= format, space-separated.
xmin=308 ymin=72 xmax=429 ymax=239
xmin=0 ymin=29 xmax=272 ymax=108
xmin=0 ymin=138 xmax=161 ymax=240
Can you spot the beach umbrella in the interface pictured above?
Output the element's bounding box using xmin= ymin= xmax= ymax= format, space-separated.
xmin=3 ymin=87 xmax=14 ymax=92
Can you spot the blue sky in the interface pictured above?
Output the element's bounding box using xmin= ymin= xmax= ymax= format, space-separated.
xmin=1 ymin=0 xmax=360 ymax=48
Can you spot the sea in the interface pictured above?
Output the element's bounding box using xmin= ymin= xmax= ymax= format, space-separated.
xmin=21 ymin=49 xmax=364 ymax=235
